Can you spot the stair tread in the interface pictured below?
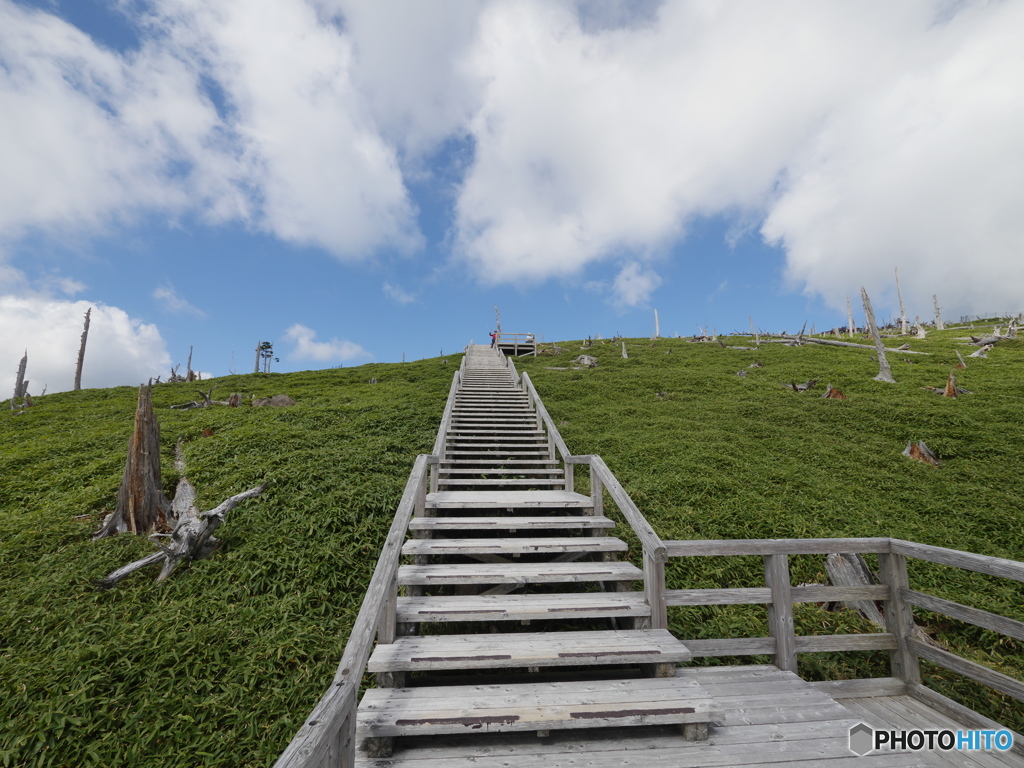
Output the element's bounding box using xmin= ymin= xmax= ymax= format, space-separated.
xmin=409 ymin=516 xmax=614 ymax=530
xmin=397 ymin=560 xmax=642 ymax=585
xmin=427 ymin=491 xmax=592 ymax=508
xmin=402 ymin=537 xmax=627 ymax=555
xmin=367 ymin=629 xmax=691 ymax=671
xmin=356 ymin=677 xmax=720 ymax=737
xmin=396 ymin=591 xmax=651 ymax=622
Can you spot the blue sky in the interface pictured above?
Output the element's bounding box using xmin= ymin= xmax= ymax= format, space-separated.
xmin=2 ymin=0 xmax=1023 ymax=393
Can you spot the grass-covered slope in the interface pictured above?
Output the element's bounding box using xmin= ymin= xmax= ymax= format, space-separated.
xmin=1 ymin=326 xmax=1022 ymax=766
xmin=0 ymin=361 xmax=454 ymax=768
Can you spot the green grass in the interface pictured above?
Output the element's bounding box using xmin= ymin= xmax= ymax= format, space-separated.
xmin=1 ymin=325 xmax=1022 ymax=765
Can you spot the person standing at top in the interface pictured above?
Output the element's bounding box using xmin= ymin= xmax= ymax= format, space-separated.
xmin=490 ymin=330 xmax=497 ymax=348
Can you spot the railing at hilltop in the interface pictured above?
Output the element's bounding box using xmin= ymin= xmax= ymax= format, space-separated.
xmin=496 ymin=332 xmax=538 ymax=356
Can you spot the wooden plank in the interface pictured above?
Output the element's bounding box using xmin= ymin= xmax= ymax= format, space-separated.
xmin=401 ymin=536 xmax=627 ymax=555
xmin=397 ymin=561 xmax=642 ymax=585
xmin=582 ymin=455 xmax=666 ymax=559
xmin=808 ymin=677 xmax=907 ymax=699
xmin=666 ymin=587 xmax=773 ymax=605
xmin=908 ymin=683 xmax=1024 ymax=759
xmin=665 ymin=538 xmax=892 ymax=557
xmin=425 ymin=490 xmax=593 ymax=508
xmin=680 ymin=637 xmax=776 ymax=657
xmin=357 ymin=678 xmax=721 ymax=738
xmin=273 ymin=681 xmax=356 ymax=768
xmin=901 ymin=589 xmax=1024 ymax=642
xmin=791 ymin=584 xmax=891 ymax=603
xmin=367 ymin=629 xmax=692 ymax=672
xmin=765 ymin=554 xmax=797 ymax=672
xmin=890 ymin=539 xmax=1024 ymax=583
xmin=396 ymin=591 xmax=651 ymax=622
xmin=409 ymin=516 xmax=614 ymax=531
xmin=907 ymin=638 xmax=1024 ymax=703
xmin=794 ymin=633 xmax=897 ymax=652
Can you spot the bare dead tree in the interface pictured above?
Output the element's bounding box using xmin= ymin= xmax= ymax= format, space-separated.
xmin=895 ymin=268 xmax=908 ymax=334
xmin=861 ymin=287 xmax=895 ymax=383
xmin=74 ymin=308 xmax=91 ymax=391
xmin=11 ymin=351 xmax=27 ymax=412
xmin=94 ymin=383 xmax=172 ymax=538
xmin=933 ymin=294 xmax=945 ymax=330
xmin=185 ymin=345 xmax=195 ymax=383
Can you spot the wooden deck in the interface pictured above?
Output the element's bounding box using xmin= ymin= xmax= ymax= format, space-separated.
xmin=356 ymin=665 xmax=1021 ymax=767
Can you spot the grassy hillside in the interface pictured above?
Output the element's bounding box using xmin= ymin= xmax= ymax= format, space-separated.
xmin=0 ymin=361 xmax=454 ymax=768
xmin=2 ymin=325 xmax=1022 ymax=766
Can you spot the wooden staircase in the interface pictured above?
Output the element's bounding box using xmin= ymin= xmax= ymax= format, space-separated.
xmin=355 ymin=346 xmax=718 ymax=761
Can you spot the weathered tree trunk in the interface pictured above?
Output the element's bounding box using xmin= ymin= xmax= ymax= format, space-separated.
xmin=915 ymin=316 xmax=926 ymax=339
xmin=654 ymin=309 xmax=660 ymax=339
xmin=895 ymin=268 xmax=908 ymax=334
xmin=254 ymin=341 xmax=262 ymax=374
xmin=621 ymin=341 xmax=628 ymax=359
xmin=74 ymin=308 xmax=91 ymax=391
xmin=798 ymin=337 xmax=929 ymax=354
xmin=861 ymin=288 xmax=895 ymax=383
xmin=11 ymin=351 xmax=27 ymax=412
xmin=185 ymin=345 xmax=195 ymax=383
xmin=846 ymin=295 xmax=855 ymax=338
xmin=933 ymin=294 xmax=945 ymax=330
xmin=95 ymin=383 xmax=172 ymax=538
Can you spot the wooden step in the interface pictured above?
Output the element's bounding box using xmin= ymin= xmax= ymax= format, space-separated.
xmin=439 ymin=468 xmax=564 ymax=475
xmin=426 ymin=491 xmax=592 ymax=509
xmin=396 ymin=591 xmax=650 ymax=622
xmin=397 ymin=561 xmax=642 ymax=586
xmin=439 ymin=459 xmax=559 ymax=466
xmin=356 ymin=677 xmax=720 ymax=740
xmin=401 ymin=537 xmax=626 ymax=556
xmin=367 ymin=629 xmax=690 ymax=672
xmin=436 ymin=480 xmax=566 ymax=488
xmin=409 ymin=516 xmax=613 ymax=532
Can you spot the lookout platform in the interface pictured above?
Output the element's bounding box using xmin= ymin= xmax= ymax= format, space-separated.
xmin=276 ymin=345 xmax=1024 ymax=768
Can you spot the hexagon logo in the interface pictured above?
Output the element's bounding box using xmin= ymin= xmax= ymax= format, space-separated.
xmin=849 ymin=722 xmax=874 ymax=755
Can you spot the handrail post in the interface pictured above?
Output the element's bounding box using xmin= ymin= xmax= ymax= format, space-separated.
xmin=878 ymin=551 xmax=921 ymax=684
xmin=643 ymin=547 xmax=668 ymax=629
xmin=590 ymin=463 xmax=603 ymax=518
xmin=764 ymin=554 xmax=797 ymax=672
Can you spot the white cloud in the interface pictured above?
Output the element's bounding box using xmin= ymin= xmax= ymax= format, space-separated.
xmin=0 ymin=297 xmax=171 ymax=396
xmin=283 ymin=323 xmax=369 ymax=363
xmin=382 ymin=282 xmax=416 ymax=304
xmin=611 ymin=262 xmax=661 ymax=308
xmin=0 ymin=0 xmax=419 ymax=258
xmin=452 ymin=0 xmax=1024 ymax=316
xmin=153 ymin=283 xmax=205 ymax=316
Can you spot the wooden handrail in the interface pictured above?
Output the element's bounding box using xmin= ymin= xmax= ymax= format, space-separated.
xmin=891 ymin=539 xmax=1024 ymax=583
xmin=665 ymin=538 xmax=891 ymax=557
xmin=275 ymin=454 xmax=431 ymax=768
xmin=520 ymin=372 xmax=572 ymax=462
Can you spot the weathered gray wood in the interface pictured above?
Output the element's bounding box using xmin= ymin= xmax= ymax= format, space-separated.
xmin=357 ymin=678 xmax=721 ymax=738
xmin=794 ymin=633 xmax=897 ymax=652
xmin=765 ymin=554 xmax=797 ymax=672
xmin=666 ymin=588 xmax=774 ymax=606
xmin=890 ymin=540 xmax=1024 ymax=583
xmin=807 ymin=677 xmax=907 ymax=698
xmin=11 ymin=350 xmax=27 ymax=411
xmin=397 ymin=561 xmax=642 ymax=585
xmin=426 ymin=490 xmax=592 ymax=509
xmin=862 ymin=287 xmax=895 ymax=382
xmin=878 ymin=553 xmax=921 ymax=684
xmin=800 ymin=337 xmax=931 ymax=354
xmin=665 ymin=538 xmax=891 ymax=557
xmin=396 ymin=592 xmax=650 ymax=623
xmin=273 ymin=681 xmax=356 ymax=768
xmin=409 ymin=516 xmax=613 ymax=531
xmin=907 ymin=683 xmax=1024 ymax=758
xmin=901 ymin=588 xmax=1024 ymax=642
xmin=907 ymin=638 xmax=1024 ymax=703
xmin=401 ymin=536 xmax=627 ymax=556
xmin=74 ymin=307 xmax=91 ymax=391
xmin=643 ymin=547 xmax=667 ymax=629
xmin=791 ymin=584 xmax=891 ymax=603
xmin=681 ymin=637 xmax=776 ymax=657
xmin=367 ymin=629 xmax=691 ymax=672
xmin=824 ymin=553 xmax=887 ymax=628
